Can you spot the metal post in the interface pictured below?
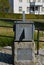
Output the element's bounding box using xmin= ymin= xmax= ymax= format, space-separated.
xmin=12 ymin=23 xmax=16 ymax=65
xmin=12 ymin=39 xmax=14 ymax=65
xmin=34 ymin=2 xmax=35 ymax=14
xmin=23 ymin=11 xmax=25 ymax=22
xmin=37 ymin=30 xmax=39 ymax=55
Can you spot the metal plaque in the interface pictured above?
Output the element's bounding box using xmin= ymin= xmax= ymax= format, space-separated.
xmin=16 ymin=22 xmax=34 ymax=41
xmin=17 ymin=48 xmax=32 ymax=60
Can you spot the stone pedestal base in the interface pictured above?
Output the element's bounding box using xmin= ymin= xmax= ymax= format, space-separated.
xmin=15 ymin=62 xmax=36 ymax=65
xmin=14 ymin=42 xmax=35 ymax=65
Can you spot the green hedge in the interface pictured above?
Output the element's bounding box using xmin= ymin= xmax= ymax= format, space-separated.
xmin=0 ymin=13 xmax=44 ymax=20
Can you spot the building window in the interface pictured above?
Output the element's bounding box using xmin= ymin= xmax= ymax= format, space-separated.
xmin=37 ymin=0 xmax=40 ymax=2
xmin=42 ymin=0 xmax=44 ymax=2
xmin=27 ymin=0 xmax=30 ymax=3
xmin=42 ymin=7 xmax=44 ymax=12
xmin=27 ymin=7 xmax=30 ymax=12
xmin=19 ymin=0 xmax=22 ymax=2
xmin=30 ymin=6 xmax=34 ymax=11
xmin=19 ymin=7 xmax=22 ymax=12
xmin=35 ymin=6 xmax=38 ymax=11
xmin=33 ymin=0 xmax=36 ymax=2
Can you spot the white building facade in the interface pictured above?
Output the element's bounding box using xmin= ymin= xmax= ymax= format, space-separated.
xmin=13 ymin=0 xmax=44 ymax=14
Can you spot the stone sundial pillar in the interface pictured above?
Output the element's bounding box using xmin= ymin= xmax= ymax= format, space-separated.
xmin=14 ymin=11 xmax=35 ymax=65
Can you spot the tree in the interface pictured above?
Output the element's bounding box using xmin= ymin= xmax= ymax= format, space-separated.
xmin=0 ymin=0 xmax=11 ymax=12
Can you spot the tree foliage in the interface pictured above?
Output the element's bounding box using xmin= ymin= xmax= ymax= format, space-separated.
xmin=0 ymin=0 xmax=10 ymax=12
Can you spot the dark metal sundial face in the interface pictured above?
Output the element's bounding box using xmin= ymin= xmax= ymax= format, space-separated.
xmin=15 ymin=21 xmax=34 ymax=41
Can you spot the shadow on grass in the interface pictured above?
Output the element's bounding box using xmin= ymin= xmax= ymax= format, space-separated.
xmin=0 ymin=52 xmax=12 ymax=64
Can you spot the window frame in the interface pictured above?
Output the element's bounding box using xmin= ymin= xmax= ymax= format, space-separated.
xmin=42 ymin=0 xmax=44 ymax=2
xmin=42 ymin=7 xmax=44 ymax=12
xmin=27 ymin=0 xmax=30 ymax=3
xmin=33 ymin=0 xmax=36 ymax=2
xmin=37 ymin=0 xmax=40 ymax=2
xmin=19 ymin=0 xmax=22 ymax=2
xmin=27 ymin=7 xmax=30 ymax=12
xmin=19 ymin=6 xmax=22 ymax=12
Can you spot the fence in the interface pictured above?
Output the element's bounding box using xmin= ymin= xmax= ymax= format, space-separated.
xmin=0 ymin=20 xmax=44 ymax=65
xmin=34 ymin=30 xmax=44 ymax=55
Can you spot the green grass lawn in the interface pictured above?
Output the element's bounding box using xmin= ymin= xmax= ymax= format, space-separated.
xmin=0 ymin=27 xmax=14 ymax=36
xmin=0 ymin=21 xmax=14 ymax=47
xmin=0 ymin=21 xmax=14 ymax=26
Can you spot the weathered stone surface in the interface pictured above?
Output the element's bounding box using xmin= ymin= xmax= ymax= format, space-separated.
xmin=14 ymin=42 xmax=35 ymax=65
xmin=15 ymin=61 xmax=36 ymax=65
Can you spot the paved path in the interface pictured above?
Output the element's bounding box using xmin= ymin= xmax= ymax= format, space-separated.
xmin=35 ymin=49 xmax=44 ymax=65
xmin=0 ymin=47 xmax=12 ymax=65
